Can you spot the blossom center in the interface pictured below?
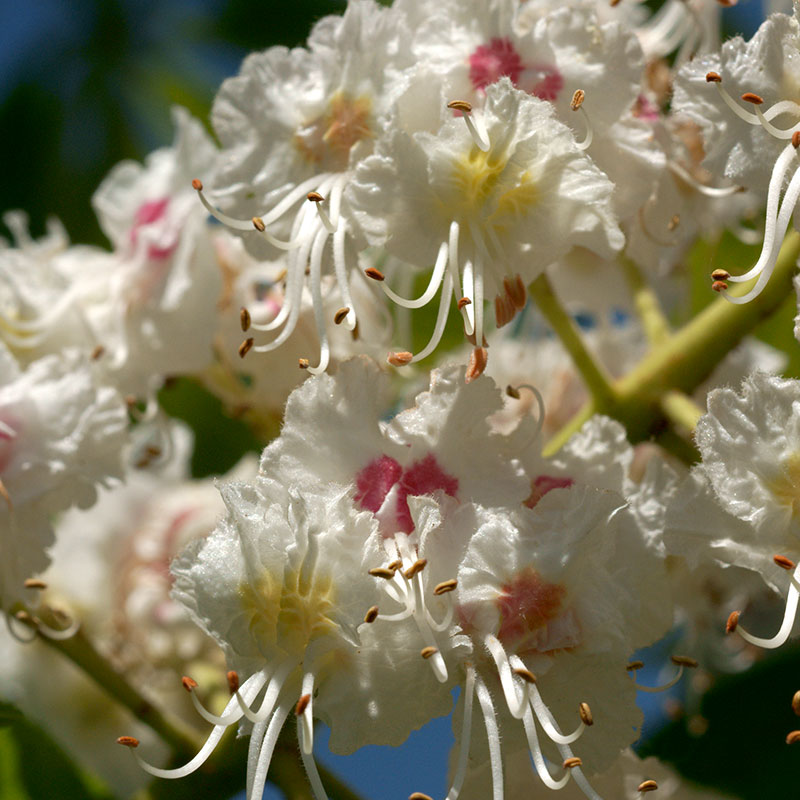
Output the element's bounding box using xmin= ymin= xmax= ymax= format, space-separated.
xmin=293 ymin=91 xmax=373 ymax=170
xmin=354 ymin=453 xmax=458 ymax=534
xmin=768 ymin=451 xmax=800 ymax=518
xmin=495 ymin=567 xmax=579 ymax=652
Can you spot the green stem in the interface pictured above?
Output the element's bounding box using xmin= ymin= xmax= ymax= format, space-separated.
xmin=21 ymin=613 xmax=201 ymax=757
xmin=528 ymin=273 xmax=616 ymax=406
xmin=545 ymin=230 xmax=800 ymax=455
xmin=619 ymin=256 xmax=671 ymax=344
xmin=660 ymin=390 xmax=704 ymax=434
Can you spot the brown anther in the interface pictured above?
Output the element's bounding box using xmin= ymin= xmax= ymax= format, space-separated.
xmin=638 ymin=779 xmax=659 ymax=792
xmin=705 ymin=72 xmax=722 ymax=83
xmin=447 ymin=100 xmax=472 ymax=113
xmin=298 ymin=358 xmax=310 ymax=370
xmin=334 ymin=307 xmax=350 ymax=325
xmin=465 ymin=347 xmax=488 ymax=383
xmin=252 ymin=216 xmax=266 ymax=232
xmin=238 ymin=337 xmax=254 ymax=359
xmin=240 ymin=307 xmax=251 ymax=332
xmin=457 ymin=296 xmax=472 ymax=310
xmin=0 ymin=478 xmax=12 ymax=510
xmin=793 ymin=131 xmax=800 ymax=149
xmin=23 ymin=578 xmax=47 ymax=590
xmin=563 ymin=757 xmax=582 ymax=769
xmin=609 ymin=0 xmax=621 ymax=7
xmin=787 ymin=730 xmax=800 ymax=745
xmin=741 ymin=92 xmax=764 ymax=105
xmin=671 ymin=655 xmax=698 ymax=668
xmin=774 ymin=554 xmax=796 ymax=570
xmin=364 ymin=606 xmax=379 ymax=624
xmin=626 ymin=660 xmax=644 ymax=671
xmin=409 ymin=794 xmax=434 ymax=800
xmin=117 ymin=736 xmax=140 ymax=748
xmin=421 ymin=646 xmax=438 ymax=659
xmin=145 ymin=445 xmax=162 ymax=459
xmin=716 ymin=0 xmax=737 ymax=5
xmin=710 ymin=268 xmax=730 ymax=281
xmin=191 ymin=178 xmax=203 ymax=191
xmin=307 ymin=191 xmax=325 ymax=203
xmin=792 ymin=690 xmax=800 ymax=716
xmin=570 ymin=89 xmax=586 ymax=111
xmin=506 ymin=274 xmax=527 ymax=309
xmin=506 ymin=385 xmax=521 ymax=399
xmin=226 ymin=670 xmax=240 ymax=694
xmin=295 ymin=693 xmax=311 ymax=716
xmin=668 ymin=214 xmax=680 ymax=232
xmin=368 ymin=567 xmax=396 ymax=580
xmin=365 ymin=266 xmax=385 ymax=281
xmin=387 ymin=559 xmax=403 ymax=572
xmin=711 ymin=280 xmax=728 ymax=293
xmin=404 ymin=558 xmax=428 ymax=580
xmin=14 ymin=610 xmax=35 ymax=625
xmin=579 ymin=702 xmax=594 ymax=726
xmin=182 ymin=676 xmax=198 ymax=692
xmin=433 ymin=579 xmax=458 ymax=595
xmin=90 ymin=344 xmax=105 ymax=360
xmin=512 ymin=667 xmax=537 ymax=684
xmin=125 ymin=394 xmax=138 ymax=409
xmin=726 ymin=610 xmax=740 ymax=634
xmin=275 ymin=268 xmax=288 ymax=284
xmin=387 ymin=351 xmax=414 ymax=367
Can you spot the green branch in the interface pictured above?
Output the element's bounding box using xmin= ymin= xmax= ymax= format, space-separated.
xmin=619 ymin=255 xmax=671 ymax=345
xmin=528 ymin=273 xmax=617 ymax=406
xmin=545 ymin=231 xmax=800 ymax=455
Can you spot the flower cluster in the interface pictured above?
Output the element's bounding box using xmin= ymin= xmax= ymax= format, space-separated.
xmin=7 ymin=0 xmax=800 ymax=799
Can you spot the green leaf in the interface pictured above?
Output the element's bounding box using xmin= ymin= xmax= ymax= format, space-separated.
xmin=0 ymin=701 xmax=113 ymax=800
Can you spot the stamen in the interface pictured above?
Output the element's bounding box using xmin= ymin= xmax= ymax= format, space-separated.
xmin=227 ymin=670 xmax=240 ymax=694
xmin=706 ymin=75 xmax=759 ymax=125
xmin=485 ymin=635 xmax=526 ymax=719
xmin=365 ymin=267 xmax=385 ymax=281
xmin=304 ymin=227 xmax=332 ymax=375
xmin=726 ymin=610 xmax=740 ymax=634
xmin=240 ymin=307 xmax=251 ymax=332
xmin=638 ymin=780 xmax=658 ymax=793
xmin=787 ymin=731 xmax=800 ymax=744
xmin=474 ymin=674 xmax=504 ymax=800
xmin=0 ymin=478 xmax=13 ymax=510
xmin=23 ymin=579 xmax=47 ymax=590
xmin=91 ymin=344 xmax=105 ymax=360
xmin=4 ymin=611 xmax=36 ymax=643
xmin=563 ymin=757 xmax=582 ymax=769
xmin=667 ymin=161 xmax=742 ymax=198
xmin=774 ymin=554 xmax=796 ymax=570
xmin=387 ymin=351 xmax=414 ymax=367
xmin=578 ymin=702 xmax=593 ymax=726
xmin=364 ymin=606 xmax=379 ymax=623
xmin=433 ymin=579 xmax=458 ymax=595
xmin=403 ymin=559 xmax=427 ymax=580
xmin=369 ymin=567 xmax=396 ymax=579
xmin=420 ymin=646 xmax=438 ymax=659
xmin=248 ymin=704 xmax=292 ymax=800
xmin=192 ymin=180 xmax=298 ymax=250
xmin=521 ymin=705 xmax=571 ymax=790
xmin=466 ymin=347 xmax=488 ymax=383
xmin=307 ymin=192 xmax=336 ymax=235
xmin=383 ymin=241 xmax=449 ymax=309
xmin=298 ymin=714 xmax=330 ymax=800
xmin=410 ymin=794 xmax=434 ymax=800
xmin=410 ymin=271 xmax=455 ymax=364
xmin=334 ymin=307 xmax=350 ymax=325
xmin=239 ymin=338 xmax=254 ymax=359
xmin=445 ymin=664 xmax=476 ymax=800
xmin=731 ymin=563 xmax=800 ymax=648
xmin=506 ymin=383 xmax=546 ymax=443
xmin=297 ymin=672 xmax=315 ymax=755
xmin=628 ymin=656 xmax=693 ymax=692
xmin=447 ymin=100 xmax=490 ymax=152
xmin=570 ymin=90 xmax=593 ymax=150
xmin=792 ymin=690 xmax=800 ymax=715
xmin=117 ymin=736 xmax=140 ymax=748
xmin=503 ymin=274 xmax=527 ymax=310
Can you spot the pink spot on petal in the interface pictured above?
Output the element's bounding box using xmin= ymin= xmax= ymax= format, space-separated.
xmin=469 ymin=37 xmax=523 ymax=91
xmin=496 ymin=568 xmax=566 ymax=647
xmin=396 ymin=453 xmax=459 ymax=533
xmin=354 ymin=455 xmax=403 ymax=514
xmin=524 ymin=474 xmax=574 ymax=509
xmin=130 ymin=198 xmax=177 ymax=261
xmin=518 ymin=65 xmax=564 ymax=102
xmin=353 ymin=452 xmax=459 ymax=534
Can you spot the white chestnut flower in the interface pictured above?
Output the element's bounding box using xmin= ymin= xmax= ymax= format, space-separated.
xmin=371 ymin=489 xmax=672 ymax=800
xmin=673 ymin=9 xmax=800 ymax=303
xmin=128 ymin=482 xmax=391 ymax=800
xmin=665 ymin=374 xmax=800 ymax=651
xmin=0 ymin=213 xmax=94 ymax=364
xmin=349 ymin=78 xmax=624 ymax=367
xmin=0 ymin=344 xmax=128 ymax=613
xmin=198 ymin=0 xmax=414 ymax=373
xmin=70 ymin=107 xmax=222 ymax=397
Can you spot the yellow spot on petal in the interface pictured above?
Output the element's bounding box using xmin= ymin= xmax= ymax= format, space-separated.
xmin=767 ymin=452 xmax=800 ymax=518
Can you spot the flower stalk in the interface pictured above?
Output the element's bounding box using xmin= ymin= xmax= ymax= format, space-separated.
xmin=544 ymin=231 xmax=800 ymax=456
